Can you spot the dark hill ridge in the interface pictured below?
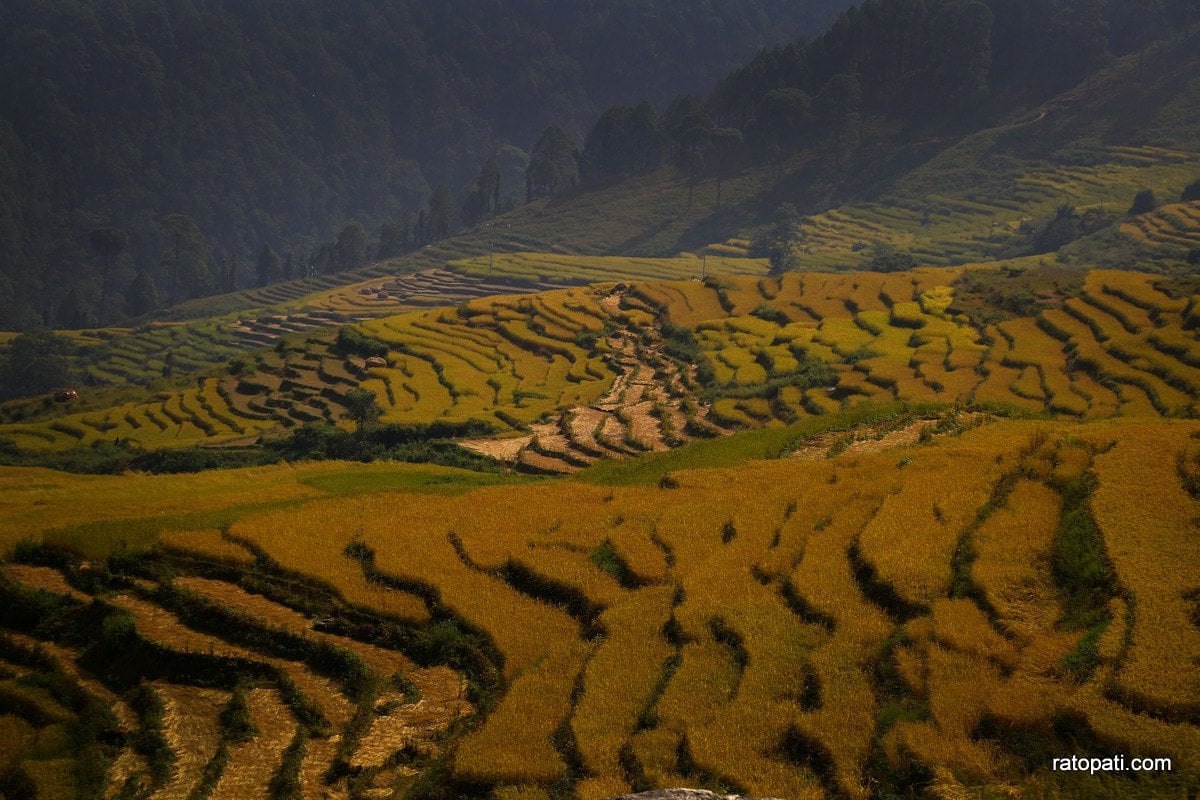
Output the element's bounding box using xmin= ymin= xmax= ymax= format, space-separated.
xmin=2 ymin=32 xmax=1196 ymax=405
xmin=2 ymin=0 xmax=1197 ymax=337
xmin=0 ymin=0 xmax=852 ymax=329
xmin=167 ymin=25 xmax=1200 ymax=323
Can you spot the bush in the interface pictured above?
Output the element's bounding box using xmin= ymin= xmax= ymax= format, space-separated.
xmin=334 ymin=326 xmax=389 ymax=358
xmin=269 ymin=421 xmax=504 ymax=471
xmin=864 ymin=242 xmax=917 ymax=272
xmin=129 ymin=448 xmax=272 ymax=473
xmin=0 ymin=439 xmax=140 ymax=474
xmin=750 ymin=303 xmax=788 ymax=325
xmin=1182 ymin=177 xmax=1200 ymax=203
xmin=660 ymin=323 xmax=715 ymax=386
xmin=1129 ymin=188 xmax=1158 ymax=215
xmin=219 ymin=686 xmax=258 ymax=744
xmin=1051 ymin=472 xmax=1116 ymax=629
xmin=226 ymin=356 xmax=252 ymax=376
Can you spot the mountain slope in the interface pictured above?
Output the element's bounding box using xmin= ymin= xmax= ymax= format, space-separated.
xmin=2 ymin=412 xmax=1198 ymax=798
xmin=0 ymin=0 xmax=852 ymax=328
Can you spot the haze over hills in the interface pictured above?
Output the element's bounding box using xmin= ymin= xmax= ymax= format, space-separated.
xmin=0 ymin=0 xmax=854 ymax=329
xmin=3 ymin=0 xmax=1197 ymax=333
xmin=0 ymin=2 xmax=1199 ymax=800
xmin=3 ymin=15 xmax=1199 ymax=410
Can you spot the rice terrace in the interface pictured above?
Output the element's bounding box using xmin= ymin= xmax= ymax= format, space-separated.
xmin=2 ymin=3 xmax=1200 ymax=800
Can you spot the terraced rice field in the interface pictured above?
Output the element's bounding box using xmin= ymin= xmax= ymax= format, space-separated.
xmin=0 ymin=535 xmax=470 ymax=800
xmin=787 ymin=146 xmax=1200 ymax=269
xmin=2 ymin=414 xmax=1195 ymax=799
xmin=449 ymin=252 xmax=769 ymax=283
xmin=69 ymin=320 xmax=247 ymax=386
xmin=14 ymin=271 xmax=581 ymax=393
xmin=635 ymin=268 xmax=1200 ymax=426
xmin=10 ymin=143 xmax=1193 ymax=403
xmin=457 ymin=299 xmax=722 ymax=474
xmin=7 ymin=267 xmax=1200 ymax=466
xmin=39 ymin=259 xmax=759 ymax=393
xmin=1120 ymin=201 xmax=1200 ymax=253
xmin=0 ymin=376 xmax=277 ymax=450
xmin=34 ymin=283 xmax=717 ymax=464
xmin=357 ymin=286 xmax=619 ymax=428
xmin=296 ymin=268 xmax=575 ymax=319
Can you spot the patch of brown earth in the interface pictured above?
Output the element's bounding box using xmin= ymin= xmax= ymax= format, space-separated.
xmin=790 ymin=412 xmax=993 ymax=460
xmin=351 ymin=666 xmax=470 ymax=770
xmin=3 ymin=564 xmax=90 ymax=602
xmin=460 ymin=435 xmax=532 ymax=461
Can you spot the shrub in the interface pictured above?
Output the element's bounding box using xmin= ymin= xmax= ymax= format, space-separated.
xmin=1181 ymin=177 xmax=1200 ymax=203
xmin=750 ymin=303 xmax=788 ymax=325
xmin=1129 ymin=188 xmax=1158 ymax=215
xmin=219 ymin=685 xmax=258 ymax=744
xmin=226 ymin=356 xmax=252 ymax=376
xmin=1051 ymin=472 xmax=1116 ymax=628
xmin=1032 ymin=204 xmax=1081 ymax=252
xmin=864 ymin=242 xmax=917 ymax=272
xmin=334 ymin=326 xmax=389 ymax=358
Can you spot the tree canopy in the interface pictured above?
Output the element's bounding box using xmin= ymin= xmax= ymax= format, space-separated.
xmin=0 ymin=0 xmax=847 ymax=328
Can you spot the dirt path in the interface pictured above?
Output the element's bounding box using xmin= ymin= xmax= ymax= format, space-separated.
xmin=791 ymin=412 xmax=992 ymax=460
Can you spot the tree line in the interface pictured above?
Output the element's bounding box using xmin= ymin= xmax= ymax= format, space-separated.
xmin=2 ymin=0 xmax=1195 ymax=330
xmin=0 ymin=0 xmax=849 ymax=330
xmin=570 ymin=0 xmax=1197 ymax=186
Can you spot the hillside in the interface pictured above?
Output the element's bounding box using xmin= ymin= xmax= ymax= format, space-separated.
xmin=4 ymin=20 xmax=1198 ymax=407
xmin=0 ymin=0 xmax=852 ymax=330
xmin=5 ymin=120 xmax=1197 ymax=409
xmin=2 ymin=5 xmax=1200 ymax=800
xmin=1 ymin=412 xmax=1197 ymax=799
xmin=5 ymin=260 xmax=1200 ymax=466
xmin=3 ymin=259 xmax=1199 ymax=798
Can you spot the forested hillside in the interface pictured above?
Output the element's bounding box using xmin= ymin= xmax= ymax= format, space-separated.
xmin=581 ymin=0 xmax=1198 ymax=188
xmin=0 ymin=0 xmax=851 ymax=329
xmin=2 ymin=3 xmax=1200 ymax=798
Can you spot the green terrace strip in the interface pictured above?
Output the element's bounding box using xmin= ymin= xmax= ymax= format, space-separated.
xmin=7 ymin=268 xmax=1200 ymax=480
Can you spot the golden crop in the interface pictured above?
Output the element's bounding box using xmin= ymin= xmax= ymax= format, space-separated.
xmin=2 ymin=415 xmax=1199 ymax=797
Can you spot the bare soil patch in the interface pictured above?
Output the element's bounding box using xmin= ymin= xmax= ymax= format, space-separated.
xmin=352 ymin=666 xmax=469 ymax=769
xmin=790 ymin=412 xmax=993 ymax=460
xmin=3 ymin=564 xmax=90 ymax=602
xmin=460 ymin=435 xmax=532 ymax=461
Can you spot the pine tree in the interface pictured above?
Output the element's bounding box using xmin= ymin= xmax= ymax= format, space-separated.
xmin=1130 ymin=188 xmax=1158 ymax=215
xmin=0 ymin=328 xmax=76 ymax=400
xmin=526 ymin=125 xmax=579 ymax=200
xmin=89 ymin=227 xmax=127 ymax=326
xmin=256 ymin=244 xmax=282 ymax=287
xmin=377 ymin=222 xmax=405 ymax=259
xmin=57 ymin=286 xmax=93 ymax=329
xmin=126 ymin=271 xmax=162 ymax=316
xmin=334 ymin=223 xmax=369 ymax=272
xmin=428 ymin=187 xmax=455 ymax=240
xmin=161 ymin=214 xmax=213 ymax=302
